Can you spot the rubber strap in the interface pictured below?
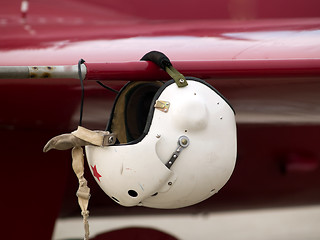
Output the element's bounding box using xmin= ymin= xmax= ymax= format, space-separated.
xmin=140 ymin=51 xmax=188 ymax=87
xmin=140 ymin=50 xmax=172 ymax=70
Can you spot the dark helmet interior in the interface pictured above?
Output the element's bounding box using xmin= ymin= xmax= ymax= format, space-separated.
xmin=107 ymin=81 xmax=163 ymax=144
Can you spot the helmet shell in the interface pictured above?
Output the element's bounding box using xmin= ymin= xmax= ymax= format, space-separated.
xmin=86 ymin=78 xmax=237 ymax=209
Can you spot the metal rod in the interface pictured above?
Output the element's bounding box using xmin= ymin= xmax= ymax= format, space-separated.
xmin=0 ymin=65 xmax=86 ymax=79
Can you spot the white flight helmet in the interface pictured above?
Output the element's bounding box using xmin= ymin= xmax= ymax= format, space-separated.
xmin=85 ymin=76 xmax=237 ymax=209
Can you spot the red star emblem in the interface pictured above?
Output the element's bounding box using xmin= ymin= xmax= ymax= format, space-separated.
xmin=91 ymin=165 xmax=102 ymax=182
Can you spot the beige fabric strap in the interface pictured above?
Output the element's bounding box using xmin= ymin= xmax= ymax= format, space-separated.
xmin=72 ymin=146 xmax=90 ymax=240
xmin=72 ymin=126 xmax=116 ymax=146
xmin=70 ymin=126 xmax=116 ymax=240
xmin=44 ymin=126 xmax=116 ymax=240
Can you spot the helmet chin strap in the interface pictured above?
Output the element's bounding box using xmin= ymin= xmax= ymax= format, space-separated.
xmin=72 ymin=146 xmax=90 ymax=240
xmin=44 ymin=126 xmax=116 ymax=240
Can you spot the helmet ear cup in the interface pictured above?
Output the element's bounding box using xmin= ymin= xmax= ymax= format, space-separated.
xmin=171 ymin=92 xmax=209 ymax=131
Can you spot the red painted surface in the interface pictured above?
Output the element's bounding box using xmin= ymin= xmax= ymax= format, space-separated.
xmin=1 ymin=0 xmax=320 ymax=239
xmin=1 ymin=19 xmax=320 ymax=63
